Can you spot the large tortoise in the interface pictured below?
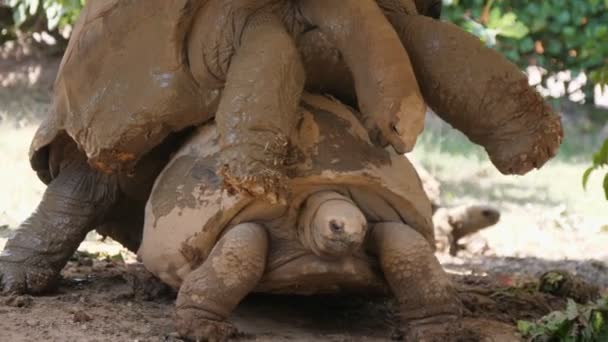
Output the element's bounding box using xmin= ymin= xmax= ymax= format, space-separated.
xmin=30 ymin=0 xmax=434 ymax=202
xmin=1 ymin=0 xmax=563 ymax=296
xmin=29 ymin=0 xmax=562 ymax=202
xmin=139 ymin=94 xmax=514 ymax=341
xmin=0 ymin=0 xmax=443 ymax=293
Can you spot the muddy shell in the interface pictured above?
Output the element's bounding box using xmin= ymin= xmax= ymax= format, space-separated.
xmin=139 ymin=94 xmax=433 ymax=293
xmin=29 ymin=0 xmax=216 ymax=181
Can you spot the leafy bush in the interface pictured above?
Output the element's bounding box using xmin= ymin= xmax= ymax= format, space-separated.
xmin=441 ymin=0 xmax=608 ymax=198
xmin=1 ymin=0 xmax=84 ymax=42
xmin=583 ymin=139 xmax=608 ymax=199
xmin=518 ymin=298 xmax=608 ymax=341
xmin=442 ymin=0 xmax=608 ymax=103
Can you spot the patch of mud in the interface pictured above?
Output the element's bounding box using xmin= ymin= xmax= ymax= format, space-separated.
xmin=1 ymin=255 xmax=585 ymax=342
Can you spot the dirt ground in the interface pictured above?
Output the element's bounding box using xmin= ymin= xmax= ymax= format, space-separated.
xmin=1 ymin=47 xmax=608 ymax=341
xmin=1 ymin=253 xmax=585 ymax=342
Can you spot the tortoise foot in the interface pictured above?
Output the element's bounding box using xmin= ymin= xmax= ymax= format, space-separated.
xmin=489 ymin=101 xmax=563 ymax=175
xmin=175 ymin=309 xmax=237 ymax=342
xmin=0 ymin=260 xmax=58 ymax=294
xmin=404 ymin=319 xmax=470 ymax=342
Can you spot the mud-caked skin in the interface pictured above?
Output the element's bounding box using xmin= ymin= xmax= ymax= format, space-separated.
xmin=139 ymin=94 xmax=515 ymax=341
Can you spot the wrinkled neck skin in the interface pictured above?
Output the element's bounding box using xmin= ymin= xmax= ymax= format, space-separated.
xmin=298 ymin=191 xmax=368 ymax=260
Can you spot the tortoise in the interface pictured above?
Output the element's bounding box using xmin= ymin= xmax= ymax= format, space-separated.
xmin=412 ymin=160 xmax=501 ymax=255
xmin=0 ymin=0 xmax=445 ymax=295
xmin=138 ymin=94 xmax=514 ymax=341
xmin=30 ymin=0 xmax=434 ymax=203
xmin=305 ymin=0 xmax=564 ymax=175
xmin=1 ymin=0 xmax=562 ymax=297
xmin=29 ymin=0 xmax=563 ymax=204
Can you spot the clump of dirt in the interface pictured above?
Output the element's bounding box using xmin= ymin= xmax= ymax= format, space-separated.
xmin=4 ymin=294 xmax=33 ymax=308
xmin=122 ymin=263 xmax=174 ymax=301
xmin=538 ymin=270 xmax=600 ymax=304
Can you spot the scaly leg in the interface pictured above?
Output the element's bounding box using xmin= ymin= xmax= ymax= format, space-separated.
xmin=377 ymin=1 xmax=563 ymax=174
xmin=175 ymin=223 xmax=268 ymax=341
xmin=298 ymin=0 xmax=426 ymax=153
xmin=215 ymin=8 xmax=304 ymax=204
xmin=370 ymin=222 xmax=463 ymax=341
xmin=0 ymin=152 xmax=119 ymax=294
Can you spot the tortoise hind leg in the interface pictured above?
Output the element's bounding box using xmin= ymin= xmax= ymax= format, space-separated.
xmin=370 ymin=222 xmax=464 ymax=341
xmin=0 ymin=152 xmax=119 ymax=294
xmin=175 ymin=222 xmax=268 ymax=341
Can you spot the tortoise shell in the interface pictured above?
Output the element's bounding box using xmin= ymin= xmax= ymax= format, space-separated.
xmin=29 ymin=0 xmax=217 ymax=181
xmin=139 ymin=94 xmax=433 ymax=293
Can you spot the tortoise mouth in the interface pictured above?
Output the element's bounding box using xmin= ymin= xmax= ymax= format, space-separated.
xmin=298 ymin=191 xmax=368 ymax=260
xmin=310 ymin=223 xmax=362 ymax=259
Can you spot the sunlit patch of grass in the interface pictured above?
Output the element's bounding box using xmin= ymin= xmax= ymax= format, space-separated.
xmin=412 ymin=114 xmax=608 ymax=261
xmin=0 ymin=122 xmax=44 ymax=228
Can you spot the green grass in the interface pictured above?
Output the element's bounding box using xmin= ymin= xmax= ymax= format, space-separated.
xmin=411 ymin=114 xmax=608 ymax=261
xmin=412 ymin=114 xmax=606 ymax=218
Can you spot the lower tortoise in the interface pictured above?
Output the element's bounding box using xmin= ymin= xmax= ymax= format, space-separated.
xmin=139 ymin=94 xmax=517 ymax=341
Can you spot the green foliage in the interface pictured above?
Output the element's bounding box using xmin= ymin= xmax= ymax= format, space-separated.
xmin=1 ymin=0 xmax=84 ymax=42
xmin=442 ymin=0 xmax=608 ymax=102
xmin=583 ymin=139 xmax=608 ymax=200
xmin=441 ymin=1 xmax=608 ymax=199
xmin=518 ymin=297 xmax=608 ymax=341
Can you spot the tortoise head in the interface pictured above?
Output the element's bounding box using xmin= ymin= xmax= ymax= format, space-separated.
xmin=299 ymin=191 xmax=368 ymax=259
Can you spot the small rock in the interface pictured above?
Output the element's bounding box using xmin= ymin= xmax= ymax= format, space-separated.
xmin=77 ymin=257 xmax=94 ymax=267
xmin=4 ymin=295 xmax=33 ymax=308
xmin=73 ymin=310 xmax=93 ymax=323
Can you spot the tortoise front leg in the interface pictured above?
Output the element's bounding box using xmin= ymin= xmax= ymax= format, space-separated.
xmin=175 ymin=223 xmax=268 ymax=341
xmin=370 ymin=222 xmax=463 ymax=341
xmin=376 ymin=1 xmax=563 ymax=174
xmin=0 ymin=153 xmax=119 ymax=294
xmin=215 ymin=9 xmax=304 ymax=204
xmin=299 ymin=0 xmax=426 ymax=153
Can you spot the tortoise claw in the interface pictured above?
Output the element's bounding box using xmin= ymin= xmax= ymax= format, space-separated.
xmin=175 ymin=312 xmax=238 ymax=342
